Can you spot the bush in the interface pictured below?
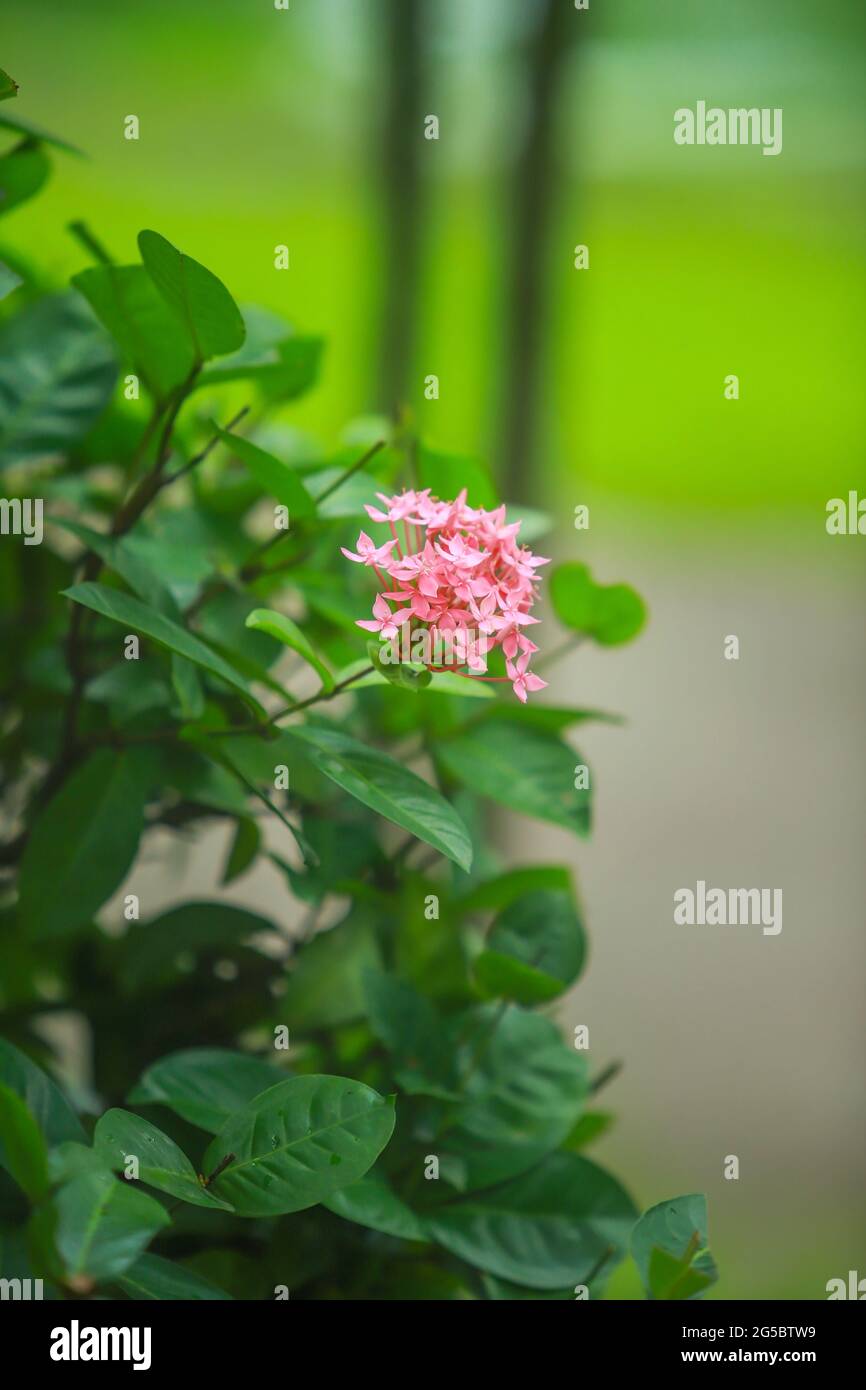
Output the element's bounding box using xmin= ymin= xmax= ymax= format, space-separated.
xmin=0 ymin=83 xmax=715 ymax=1301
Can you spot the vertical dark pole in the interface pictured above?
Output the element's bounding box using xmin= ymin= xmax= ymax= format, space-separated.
xmin=499 ymin=0 xmax=575 ymax=500
xmin=378 ymin=0 xmax=425 ymax=415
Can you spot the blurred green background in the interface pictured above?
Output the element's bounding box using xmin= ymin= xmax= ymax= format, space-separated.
xmin=3 ymin=0 xmax=864 ymax=1299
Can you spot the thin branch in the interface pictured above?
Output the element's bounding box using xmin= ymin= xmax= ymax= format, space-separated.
xmin=589 ymin=1059 xmax=622 ymax=1095
xmin=316 ymin=438 xmax=385 ymax=504
xmin=67 ymin=219 xmax=114 ymax=266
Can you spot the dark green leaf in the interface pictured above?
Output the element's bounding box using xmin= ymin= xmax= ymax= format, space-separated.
xmin=53 ymin=1169 xmax=169 ymax=1282
xmin=127 ymin=1049 xmax=286 ymax=1134
xmin=0 ymin=294 xmax=116 ymax=468
xmin=0 ymin=1081 xmax=49 ymax=1200
xmin=287 ymin=724 xmax=473 ymax=872
xmin=458 ymin=865 xmax=572 ymax=916
xmin=631 ymin=1194 xmax=718 ymax=1300
xmin=117 ymin=1252 xmax=233 ymax=1300
xmin=363 ymin=971 xmax=457 ymax=1096
xmin=0 ymin=139 xmax=50 ymax=218
xmin=0 ymin=68 xmax=19 ymax=101
xmin=218 ymin=431 xmax=315 ymax=516
xmin=323 ymin=1167 xmax=427 ymax=1241
xmin=202 ymin=1075 xmax=396 ymax=1217
xmin=438 ymin=1006 xmax=588 ymax=1190
xmin=0 ymin=110 xmax=83 ymax=155
xmin=0 ymin=1040 xmax=85 ymax=1156
xmin=137 ymin=229 xmax=245 ymax=362
xmin=201 ymin=317 xmax=323 ymax=401
xmin=61 ymin=583 xmax=258 ymax=709
xmin=427 ymin=1152 xmax=637 ymax=1290
xmin=283 ymin=916 xmax=382 ymax=1031
xmin=436 ymin=722 xmax=590 ymax=838
xmin=18 ymin=749 xmax=150 ymax=938
xmin=94 ymin=1110 xmax=232 ymax=1209
xmin=474 ymin=888 xmax=587 ymax=1005
xmin=119 ymin=901 xmax=277 ymax=990
xmin=73 ymin=263 xmax=196 ymax=400
xmin=222 ymin=817 xmax=260 ymax=884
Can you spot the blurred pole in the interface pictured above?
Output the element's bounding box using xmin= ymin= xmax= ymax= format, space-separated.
xmin=499 ymin=0 xmax=576 ymax=500
xmin=377 ymin=0 xmax=425 ymax=415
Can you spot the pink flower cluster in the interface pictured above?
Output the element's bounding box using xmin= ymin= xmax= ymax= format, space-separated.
xmin=342 ymin=488 xmax=549 ymax=702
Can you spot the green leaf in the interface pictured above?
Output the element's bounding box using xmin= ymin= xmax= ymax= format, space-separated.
xmin=245 ymin=608 xmax=333 ymax=690
xmin=0 ymin=293 xmax=117 ymax=468
xmin=18 ymin=749 xmax=150 ymax=938
xmin=339 ymin=661 xmax=494 ymax=699
xmin=631 ymin=1194 xmax=718 ymax=1300
xmin=563 ymin=1111 xmax=615 ymax=1151
xmin=53 ymin=1169 xmax=169 ymax=1282
xmin=474 ymin=888 xmax=587 ymax=1005
xmin=201 ymin=314 xmax=324 ymax=401
xmin=218 ymin=431 xmax=315 ymax=516
xmin=171 ymin=653 xmax=204 ymax=719
xmin=0 ymin=110 xmax=83 ymax=154
xmin=367 ymin=640 xmax=432 ymax=692
xmin=51 ymin=517 xmax=173 ymax=612
xmin=119 ymin=901 xmax=277 ymax=990
xmin=458 ymin=865 xmax=572 ymax=916
xmin=73 ymin=263 xmax=197 ymax=400
xmin=94 ymin=1110 xmax=232 ymax=1210
xmin=0 ymin=139 xmax=50 ymax=218
xmin=222 ymin=817 xmax=260 ymax=884
xmin=363 ymin=971 xmax=457 ymax=1097
xmin=117 ymin=1252 xmax=233 ymax=1300
xmin=439 ymin=1007 xmax=589 ymax=1191
xmin=0 ymin=259 xmax=22 ymax=299
xmin=478 ymin=703 xmax=623 ymax=733
xmin=48 ymin=1142 xmax=114 ymax=1185
xmin=201 ymin=1075 xmax=396 ymax=1217
xmin=418 ymin=446 xmax=498 ymax=509
xmin=0 ymin=1081 xmax=49 ymax=1201
xmin=283 ymin=916 xmax=382 ymax=1031
xmin=61 ymin=583 xmax=258 ymax=709
xmin=550 ymin=562 xmax=647 ymax=646
xmin=0 ymin=1040 xmax=85 ymax=1156
xmin=127 ymin=1049 xmax=286 ymax=1134
xmin=322 ymin=1168 xmax=427 ymax=1241
xmin=426 ymin=1153 xmax=637 ymax=1290
xmin=436 ymin=722 xmax=590 ymax=838
xmin=287 ymin=724 xmax=473 ymax=872
xmin=137 ymin=229 xmax=245 ymax=363
xmin=0 ymin=68 xmax=19 ymax=101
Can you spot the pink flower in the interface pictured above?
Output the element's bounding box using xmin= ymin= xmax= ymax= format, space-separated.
xmin=340 ymin=531 xmax=398 ymax=567
xmin=343 ymin=489 xmax=549 ymax=700
xmin=506 ymin=651 xmax=548 ymax=704
xmin=356 ymin=593 xmax=412 ymax=641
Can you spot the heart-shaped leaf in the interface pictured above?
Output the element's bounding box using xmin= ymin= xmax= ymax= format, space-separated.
xmin=550 ymin=562 xmax=647 ymax=646
xmin=138 ymin=229 xmax=245 ymax=362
